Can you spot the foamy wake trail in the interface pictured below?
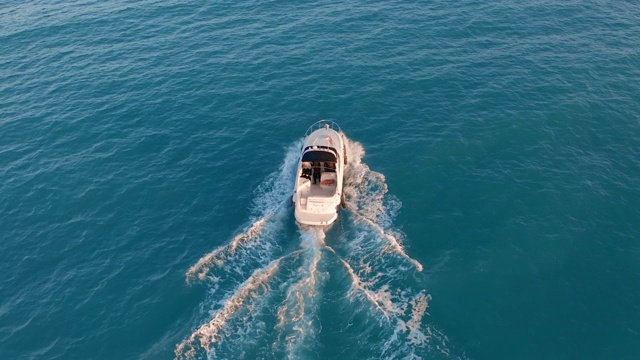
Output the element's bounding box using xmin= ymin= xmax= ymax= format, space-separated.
xmin=339 ymin=257 xmax=395 ymax=320
xmin=338 ymin=251 xmax=435 ymax=351
xmin=185 ymin=141 xmax=301 ymax=284
xmin=337 ymin=239 xmax=442 ymax=358
xmin=275 ymin=227 xmax=326 ymax=359
xmin=334 ymin=136 xmax=456 ymax=358
xmin=185 ymin=216 xmax=273 ymax=283
xmin=177 ymin=141 xmax=302 ymax=358
xmin=175 ymin=257 xmax=283 ymax=359
xmin=343 ymin=137 xmax=423 ymax=272
xmin=177 ymin=136 xmax=459 ymax=359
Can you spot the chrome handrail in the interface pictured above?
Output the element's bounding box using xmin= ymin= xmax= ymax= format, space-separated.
xmin=304 ymin=120 xmax=341 ymax=136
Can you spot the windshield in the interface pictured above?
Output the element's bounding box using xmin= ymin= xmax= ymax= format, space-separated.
xmin=301 ymin=150 xmax=337 ymax=163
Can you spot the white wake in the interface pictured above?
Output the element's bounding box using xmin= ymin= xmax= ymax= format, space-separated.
xmin=275 ymin=227 xmax=326 ymax=359
xmin=175 ymin=135 xmax=459 ymax=359
xmin=184 ymin=141 xmax=300 ymax=285
xmin=176 ymin=258 xmax=282 ymax=359
xmin=342 ymin=137 xmax=423 ymax=272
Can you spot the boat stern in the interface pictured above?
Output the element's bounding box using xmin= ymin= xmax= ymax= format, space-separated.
xmin=295 ymin=203 xmax=339 ymax=226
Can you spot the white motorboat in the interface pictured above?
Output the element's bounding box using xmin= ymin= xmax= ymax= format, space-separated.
xmin=292 ymin=120 xmax=347 ymax=226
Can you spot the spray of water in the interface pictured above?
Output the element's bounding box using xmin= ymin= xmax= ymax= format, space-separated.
xmin=186 ymin=217 xmax=270 ymax=283
xmin=175 ymin=135 xmax=460 ymax=359
xmin=274 ymin=227 xmax=326 ymax=359
xmin=184 ymin=141 xmax=301 ymax=284
xmin=332 ymin=136 xmax=459 ymax=358
xmin=342 ymin=137 xmax=423 ymax=272
xmin=176 ymin=258 xmax=282 ymax=359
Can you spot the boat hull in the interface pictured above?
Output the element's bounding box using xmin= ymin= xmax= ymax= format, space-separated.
xmin=292 ymin=122 xmax=345 ymax=226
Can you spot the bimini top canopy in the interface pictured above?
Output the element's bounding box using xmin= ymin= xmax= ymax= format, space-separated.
xmin=302 ymin=150 xmax=337 ymax=163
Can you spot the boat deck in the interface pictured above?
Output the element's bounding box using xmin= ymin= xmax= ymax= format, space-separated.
xmin=299 ymin=181 xmax=335 ymax=199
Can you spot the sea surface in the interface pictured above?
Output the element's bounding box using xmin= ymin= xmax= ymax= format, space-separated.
xmin=1 ymin=1 xmax=639 ymax=359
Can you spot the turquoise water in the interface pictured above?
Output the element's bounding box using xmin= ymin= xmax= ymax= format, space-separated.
xmin=2 ymin=1 xmax=639 ymax=359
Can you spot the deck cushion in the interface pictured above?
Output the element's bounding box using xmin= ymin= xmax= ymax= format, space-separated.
xmin=320 ymin=172 xmax=337 ymax=188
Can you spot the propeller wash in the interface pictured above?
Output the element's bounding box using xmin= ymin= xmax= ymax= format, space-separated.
xmin=175 ymin=135 xmax=459 ymax=359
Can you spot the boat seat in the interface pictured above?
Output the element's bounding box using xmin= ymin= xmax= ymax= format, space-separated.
xmin=320 ymin=172 xmax=337 ymax=189
xmin=301 ymin=167 xmax=312 ymax=180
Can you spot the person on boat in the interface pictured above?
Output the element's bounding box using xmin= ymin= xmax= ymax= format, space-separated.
xmin=301 ymin=162 xmax=312 ymax=180
xmin=312 ymin=162 xmax=321 ymax=184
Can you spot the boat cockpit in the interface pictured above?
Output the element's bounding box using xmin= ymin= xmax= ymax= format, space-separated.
xmin=301 ymin=161 xmax=337 ymax=186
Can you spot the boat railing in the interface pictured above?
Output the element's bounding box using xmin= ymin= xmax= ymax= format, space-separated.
xmin=305 ymin=120 xmax=341 ymax=136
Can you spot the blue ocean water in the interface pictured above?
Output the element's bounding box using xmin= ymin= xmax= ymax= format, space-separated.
xmin=1 ymin=1 xmax=639 ymax=359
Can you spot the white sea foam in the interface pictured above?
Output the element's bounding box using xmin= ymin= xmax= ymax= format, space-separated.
xmin=331 ymin=136 xmax=443 ymax=358
xmin=343 ymin=137 xmax=423 ymax=272
xmin=185 ymin=217 xmax=270 ymax=283
xmin=178 ymin=136 xmax=455 ymax=359
xmin=275 ymin=227 xmax=326 ymax=359
xmin=184 ymin=141 xmax=301 ymax=284
xmin=339 ymin=258 xmax=392 ymax=320
xmin=177 ymin=141 xmax=303 ymax=358
xmin=175 ymin=258 xmax=282 ymax=359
